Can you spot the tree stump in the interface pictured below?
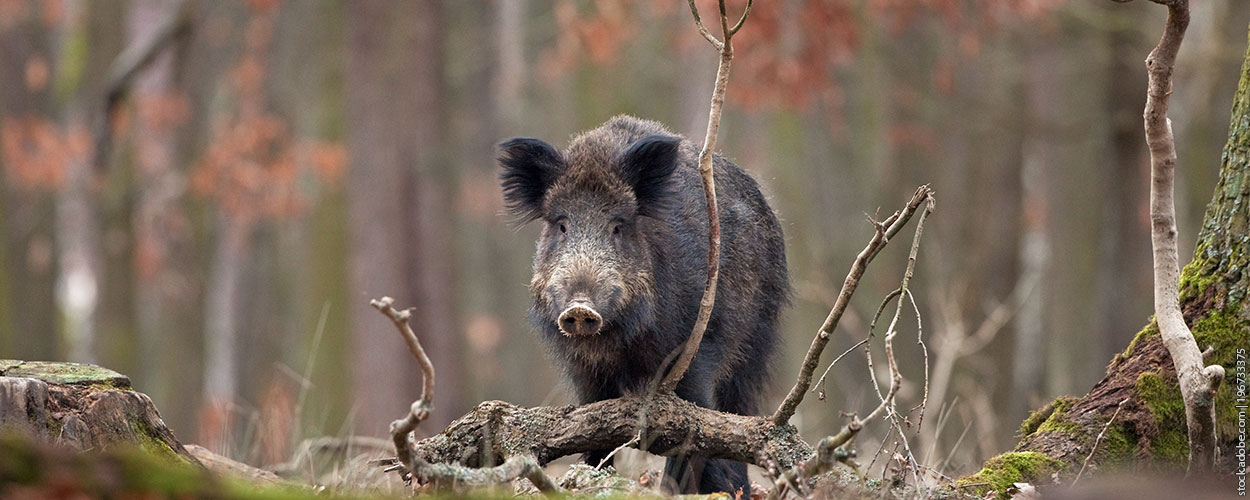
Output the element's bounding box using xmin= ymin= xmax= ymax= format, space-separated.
xmin=0 ymin=360 xmax=199 ymax=466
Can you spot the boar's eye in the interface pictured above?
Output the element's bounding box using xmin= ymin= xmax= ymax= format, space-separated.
xmin=559 ymin=223 xmax=567 ymax=233
xmin=612 ymin=225 xmax=620 ymax=236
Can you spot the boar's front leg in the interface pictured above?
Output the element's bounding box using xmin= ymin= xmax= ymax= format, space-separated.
xmin=573 ymin=377 xmax=622 ymax=468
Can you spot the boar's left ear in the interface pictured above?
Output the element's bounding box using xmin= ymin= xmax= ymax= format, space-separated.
xmin=499 ymin=138 xmax=565 ymax=223
xmin=620 ymin=135 xmax=680 ymax=217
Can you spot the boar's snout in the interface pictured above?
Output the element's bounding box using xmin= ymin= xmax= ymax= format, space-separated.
xmin=559 ymin=298 xmax=603 ymax=336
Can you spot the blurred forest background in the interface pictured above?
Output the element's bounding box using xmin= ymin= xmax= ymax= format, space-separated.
xmin=2 ymin=0 xmax=1248 ymax=478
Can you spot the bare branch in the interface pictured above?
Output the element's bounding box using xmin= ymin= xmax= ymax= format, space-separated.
xmin=906 ymin=289 xmax=929 ymax=429
xmin=772 ymin=186 xmax=934 ymax=426
xmin=770 ymin=193 xmax=934 ymax=497
xmin=662 ymin=0 xmax=754 ymax=392
xmin=813 ymin=288 xmax=903 ymax=395
xmin=92 ymin=0 xmax=193 ymax=172
xmin=371 ymin=297 xmax=435 ymax=410
xmin=728 ymin=0 xmax=754 ymax=36
xmin=686 ymin=0 xmax=723 ymax=49
xmin=370 ymin=296 xmax=434 ymax=484
xmin=864 ymin=194 xmax=932 ymax=425
xmin=1132 ymin=0 xmax=1224 ymax=473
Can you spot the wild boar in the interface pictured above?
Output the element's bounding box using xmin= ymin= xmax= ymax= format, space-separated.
xmin=498 ymin=115 xmax=788 ymax=494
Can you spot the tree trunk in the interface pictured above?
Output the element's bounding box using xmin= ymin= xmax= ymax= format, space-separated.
xmin=404 ymin=0 xmax=463 ymax=429
xmin=346 ymin=1 xmax=416 ymax=438
xmin=964 ymin=23 xmax=1250 ymax=492
xmin=128 ymin=0 xmax=194 ymax=422
xmin=346 ymin=0 xmax=461 ymax=436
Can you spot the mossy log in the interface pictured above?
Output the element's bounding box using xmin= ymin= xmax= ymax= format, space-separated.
xmin=965 ymin=23 xmax=1250 ymax=497
xmin=0 ymin=360 xmax=199 ymax=466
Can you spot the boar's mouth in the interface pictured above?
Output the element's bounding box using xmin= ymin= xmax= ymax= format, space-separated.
xmin=558 ymin=299 xmax=603 ymax=336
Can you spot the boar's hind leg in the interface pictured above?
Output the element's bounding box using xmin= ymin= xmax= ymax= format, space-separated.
xmin=581 ymin=449 xmax=613 ymax=469
xmin=663 ymin=456 xmax=748 ymax=496
xmin=664 ymin=365 xmax=748 ymax=494
xmin=702 ymin=459 xmax=749 ymax=496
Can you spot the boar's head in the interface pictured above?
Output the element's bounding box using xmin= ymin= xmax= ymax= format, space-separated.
xmin=498 ymin=134 xmax=681 ymax=339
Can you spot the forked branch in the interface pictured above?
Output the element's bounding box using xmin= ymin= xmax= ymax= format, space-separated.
xmin=773 ymin=186 xmax=934 ymax=425
xmin=661 ymin=0 xmax=753 ymax=392
xmin=769 ymin=191 xmax=935 ymax=497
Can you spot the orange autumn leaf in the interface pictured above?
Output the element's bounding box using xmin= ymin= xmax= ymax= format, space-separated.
xmin=0 ymin=115 xmax=91 ymax=191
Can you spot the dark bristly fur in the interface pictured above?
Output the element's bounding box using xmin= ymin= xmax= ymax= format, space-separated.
xmin=498 ymin=115 xmax=789 ymax=495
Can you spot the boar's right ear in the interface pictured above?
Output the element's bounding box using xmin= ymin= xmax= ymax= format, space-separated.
xmin=498 ymin=138 xmax=565 ymax=223
xmin=620 ymin=135 xmax=681 ymax=218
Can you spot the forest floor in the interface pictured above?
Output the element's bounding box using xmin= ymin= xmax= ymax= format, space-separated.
xmin=4 ymin=430 xmax=1233 ymax=500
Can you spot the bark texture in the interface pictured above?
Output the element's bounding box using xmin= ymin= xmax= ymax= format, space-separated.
xmin=410 ymin=393 xmax=813 ymax=471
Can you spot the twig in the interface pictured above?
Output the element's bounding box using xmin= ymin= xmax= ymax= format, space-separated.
xmin=370 ymin=296 xmax=434 ymax=483
xmin=1129 ymin=0 xmax=1225 ymax=473
xmin=773 ymin=186 xmax=933 ymax=426
xmin=661 ymin=0 xmax=752 ymax=392
xmin=769 ymin=193 xmax=934 ymax=496
xmin=906 ymin=289 xmax=929 ymax=430
xmin=814 ymin=288 xmax=902 ymax=395
xmin=1072 ymin=398 xmax=1128 ymax=486
xmin=371 ymin=297 xmax=435 ymax=406
xmin=598 ymin=433 xmax=641 ymax=470
xmin=371 ymin=296 xmax=562 ymax=493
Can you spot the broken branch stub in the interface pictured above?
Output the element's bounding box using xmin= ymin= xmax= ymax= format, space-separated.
xmin=370 ymin=296 xmax=562 ymax=493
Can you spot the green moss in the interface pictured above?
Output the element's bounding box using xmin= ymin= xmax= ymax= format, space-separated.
xmin=1181 ymin=234 xmax=1250 ymax=308
xmin=1135 ymin=372 xmax=1185 ymax=425
xmin=1018 ymin=400 xmax=1056 ymax=437
xmin=128 ymin=420 xmax=184 ymax=465
xmin=1018 ymin=396 xmax=1077 ymax=438
xmin=1178 ymin=240 xmax=1219 ymax=303
xmin=1134 ymin=371 xmax=1189 ymax=463
xmin=1150 ymin=428 xmax=1191 ymax=463
xmin=1191 ymin=311 xmax=1247 ymax=439
xmin=1130 ymin=307 xmax=1246 ymax=464
xmin=0 ymin=433 xmax=41 ymax=484
xmin=1191 ymin=313 xmax=1245 ymax=367
xmin=0 ymin=360 xmax=130 ymax=388
xmin=957 ymin=451 xmax=1063 ymax=498
xmin=1116 ymin=323 xmax=1159 ymax=365
xmin=1037 ymin=418 xmax=1081 ymax=437
xmin=1097 ymin=423 xmax=1139 ymax=466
